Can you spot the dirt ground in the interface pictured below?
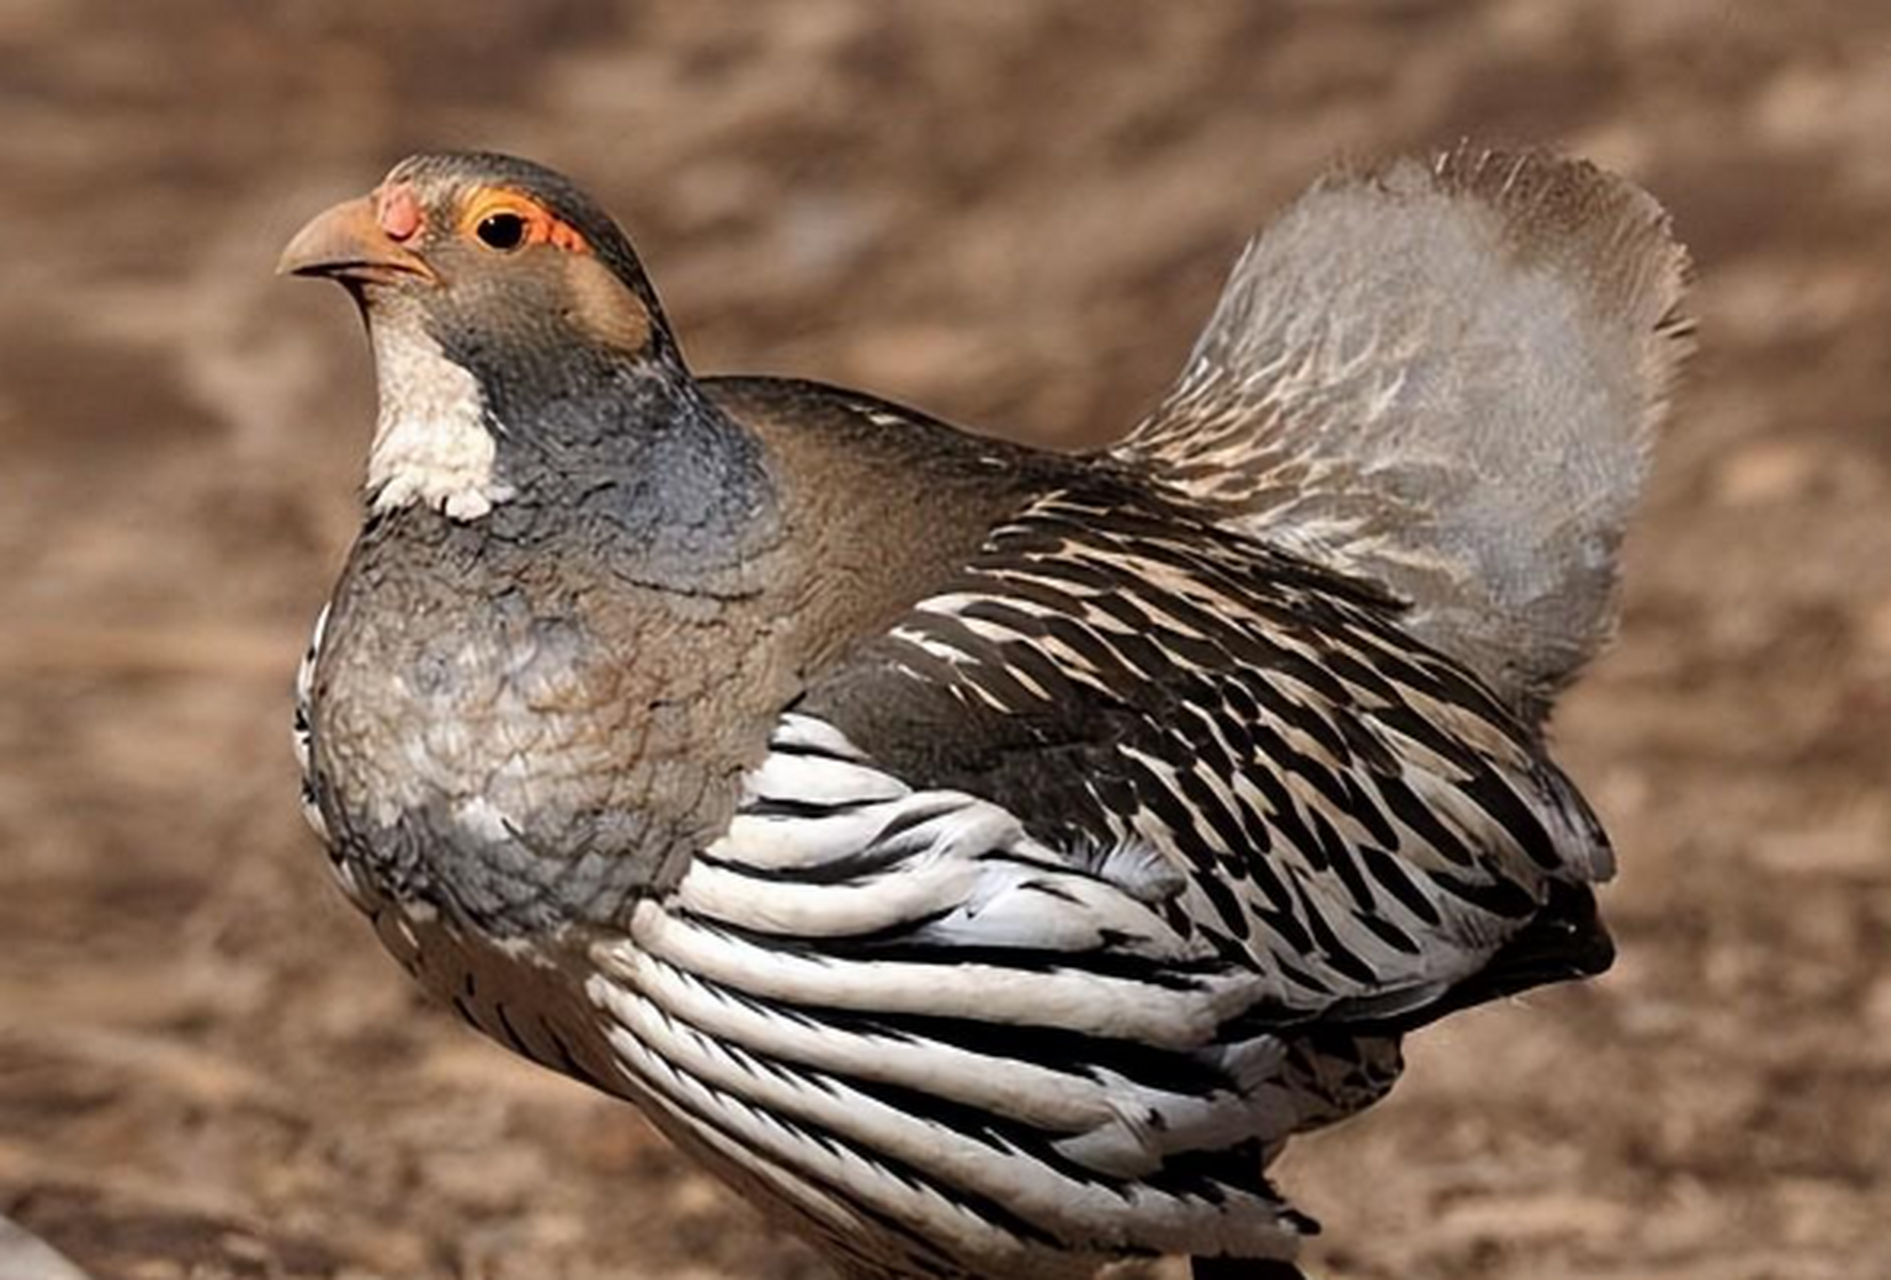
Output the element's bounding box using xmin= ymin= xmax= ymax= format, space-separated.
xmin=3 ymin=3 xmax=1889 ymax=1278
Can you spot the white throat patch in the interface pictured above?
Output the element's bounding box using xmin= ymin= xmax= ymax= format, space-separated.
xmin=366 ymin=312 xmax=514 ymax=521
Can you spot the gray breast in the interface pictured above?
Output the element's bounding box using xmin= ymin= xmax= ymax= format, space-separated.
xmin=303 ymin=520 xmax=696 ymax=938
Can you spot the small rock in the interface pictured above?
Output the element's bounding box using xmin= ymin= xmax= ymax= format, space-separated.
xmin=0 ymin=1216 xmax=96 ymax=1280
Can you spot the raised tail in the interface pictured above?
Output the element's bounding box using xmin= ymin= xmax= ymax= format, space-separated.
xmin=1115 ymin=146 xmax=1692 ymax=723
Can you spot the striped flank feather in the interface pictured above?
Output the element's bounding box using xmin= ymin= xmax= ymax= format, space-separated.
xmin=558 ymin=480 xmax=1617 ymax=1274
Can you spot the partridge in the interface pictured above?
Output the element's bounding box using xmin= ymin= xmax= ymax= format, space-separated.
xmin=282 ymin=148 xmax=1688 ymax=1280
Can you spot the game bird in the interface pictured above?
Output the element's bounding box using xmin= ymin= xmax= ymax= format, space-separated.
xmin=282 ymin=147 xmax=1688 ymax=1279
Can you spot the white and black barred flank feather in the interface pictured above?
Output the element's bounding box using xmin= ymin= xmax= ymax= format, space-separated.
xmin=591 ymin=712 xmax=1323 ymax=1277
xmin=564 ymin=475 xmax=1619 ymax=1275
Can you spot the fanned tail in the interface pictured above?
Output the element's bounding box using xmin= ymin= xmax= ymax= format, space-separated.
xmin=1116 ymin=146 xmax=1692 ymax=723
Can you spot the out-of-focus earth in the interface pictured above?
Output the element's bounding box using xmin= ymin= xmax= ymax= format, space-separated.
xmin=4 ymin=3 xmax=1889 ymax=1278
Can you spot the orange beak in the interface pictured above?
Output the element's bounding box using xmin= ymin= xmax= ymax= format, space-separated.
xmin=277 ymin=194 xmax=436 ymax=285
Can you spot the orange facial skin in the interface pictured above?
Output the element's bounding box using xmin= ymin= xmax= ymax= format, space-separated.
xmin=458 ymin=188 xmax=591 ymax=254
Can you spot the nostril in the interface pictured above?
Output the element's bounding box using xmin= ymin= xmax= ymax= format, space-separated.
xmin=377 ymin=186 xmax=422 ymax=242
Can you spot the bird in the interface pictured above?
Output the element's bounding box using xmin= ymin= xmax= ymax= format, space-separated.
xmin=281 ymin=146 xmax=1688 ymax=1280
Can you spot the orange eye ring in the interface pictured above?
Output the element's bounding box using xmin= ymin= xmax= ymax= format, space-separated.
xmin=459 ymin=190 xmax=590 ymax=255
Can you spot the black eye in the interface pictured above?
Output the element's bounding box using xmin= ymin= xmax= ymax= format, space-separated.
xmin=475 ymin=212 xmax=528 ymax=251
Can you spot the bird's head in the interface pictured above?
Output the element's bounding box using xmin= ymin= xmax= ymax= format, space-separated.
xmin=279 ymin=152 xmax=705 ymax=522
xmin=281 ymin=151 xmax=675 ymax=367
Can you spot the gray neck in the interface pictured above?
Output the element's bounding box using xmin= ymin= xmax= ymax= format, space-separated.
xmin=474 ymin=351 xmax=781 ymax=598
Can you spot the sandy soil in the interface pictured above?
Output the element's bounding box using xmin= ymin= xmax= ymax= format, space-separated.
xmin=3 ymin=3 xmax=1889 ymax=1278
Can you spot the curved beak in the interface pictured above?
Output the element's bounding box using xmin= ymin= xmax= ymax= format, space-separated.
xmin=277 ymin=195 xmax=436 ymax=285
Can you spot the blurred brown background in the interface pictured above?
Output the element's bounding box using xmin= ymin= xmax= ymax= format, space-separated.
xmin=4 ymin=3 xmax=1889 ymax=1278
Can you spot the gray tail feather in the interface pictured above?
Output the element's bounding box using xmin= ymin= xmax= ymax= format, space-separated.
xmin=1116 ymin=145 xmax=1692 ymax=723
